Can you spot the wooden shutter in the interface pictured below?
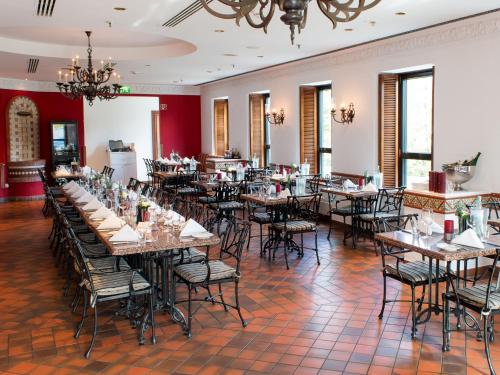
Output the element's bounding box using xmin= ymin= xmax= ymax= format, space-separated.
xmin=378 ymin=74 xmax=399 ymax=187
xmin=249 ymin=94 xmax=265 ymax=167
xmin=151 ymin=110 xmax=160 ymax=159
xmin=300 ymin=86 xmax=318 ymax=175
xmin=214 ymin=99 xmax=228 ymax=156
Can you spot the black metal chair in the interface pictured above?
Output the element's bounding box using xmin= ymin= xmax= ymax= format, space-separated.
xmin=71 ymin=236 xmax=155 ymax=358
xmin=270 ymin=193 xmax=322 ymax=270
xmin=209 ymin=182 xmax=245 ymax=219
xmin=444 ymin=249 xmax=500 ymax=375
xmin=374 ymin=214 xmax=447 ymax=339
xmin=101 ymin=166 xmax=115 ymax=178
xmin=143 ymin=158 xmax=154 ymax=183
xmin=174 ymin=220 xmax=250 ymax=338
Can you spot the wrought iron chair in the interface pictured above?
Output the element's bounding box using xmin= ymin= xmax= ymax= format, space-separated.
xmin=374 ymin=214 xmax=446 ymax=339
xmin=209 ymin=181 xmax=245 ymax=219
xmin=270 ymin=193 xmax=322 ymax=269
xmin=174 ymin=220 xmax=250 ymax=337
xmin=355 ymin=186 xmax=406 ymax=252
xmin=143 ymin=158 xmax=154 ymax=183
xmin=101 ymin=166 xmax=115 ymax=178
xmin=71 ymin=236 xmax=155 ymax=358
xmin=444 ymin=249 xmax=500 ymax=375
xmin=245 ymin=181 xmax=272 ymax=254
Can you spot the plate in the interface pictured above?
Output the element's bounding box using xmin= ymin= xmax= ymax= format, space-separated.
xmin=437 ymin=242 xmax=460 ymax=252
xmin=192 ymin=232 xmax=214 ymax=239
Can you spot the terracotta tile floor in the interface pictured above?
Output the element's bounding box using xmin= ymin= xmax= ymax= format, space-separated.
xmin=0 ymin=201 xmax=499 ymax=375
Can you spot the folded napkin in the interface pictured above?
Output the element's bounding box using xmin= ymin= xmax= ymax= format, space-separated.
xmin=419 ymin=220 xmax=444 ymax=234
xmin=165 ymin=210 xmax=185 ymax=222
xmin=70 ymin=187 xmax=86 ymax=199
xmin=362 ymin=182 xmax=378 ymax=192
xmin=66 ymin=184 xmax=81 ymax=195
xmin=109 ymin=225 xmax=140 ymax=243
xmin=451 ymin=228 xmax=485 ymax=249
xmin=183 ymin=157 xmax=191 ymax=164
xmin=343 ymin=179 xmax=357 ymax=189
xmin=272 ymin=174 xmax=283 ymax=180
xmin=97 ymin=214 xmax=125 ymax=230
xmin=76 ymin=191 xmax=93 ymax=204
xmin=162 ymin=157 xmax=170 ymax=163
xmin=90 ymin=206 xmax=112 ymax=220
xmin=82 ymin=165 xmax=92 ymax=176
xmin=82 ymin=197 xmax=103 ymax=211
xmin=180 ymin=219 xmax=208 ymax=237
xmin=278 ymin=188 xmax=291 ymax=198
xmin=63 ymin=181 xmax=76 ymax=191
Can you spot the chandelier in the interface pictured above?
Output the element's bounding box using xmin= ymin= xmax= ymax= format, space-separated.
xmin=56 ymin=31 xmax=122 ymax=106
xmin=200 ymin=0 xmax=381 ymax=44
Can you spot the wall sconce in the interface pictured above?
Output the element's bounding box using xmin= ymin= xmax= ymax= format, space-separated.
xmin=266 ymin=108 xmax=285 ymax=126
xmin=331 ymin=103 xmax=355 ymax=124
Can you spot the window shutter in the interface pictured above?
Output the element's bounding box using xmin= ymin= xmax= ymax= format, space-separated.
xmin=379 ymin=74 xmax=399 ymax=188
xmin=300 ymin=86 xmax=318 ymax=175
xmin=249 ymin=94 xmax=265 ymax=167
xmin=214 ymin=99 xmax=228 ymax=156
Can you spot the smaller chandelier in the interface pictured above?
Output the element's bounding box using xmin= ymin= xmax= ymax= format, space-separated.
xmin=56 ymin=31 xmax=122 ymax=106
xmin=266 ymin=108 xmax=285 ymax=126
xmin=331 ymin=103 xmax=355 ymax=125
xmin=200 ymin=0 xmax=382 ymax=44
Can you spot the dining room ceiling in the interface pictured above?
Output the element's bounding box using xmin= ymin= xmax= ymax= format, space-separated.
xmin=0 ymin=0 xmax=499 ymax=86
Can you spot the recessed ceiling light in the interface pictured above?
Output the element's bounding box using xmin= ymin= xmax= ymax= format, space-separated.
xmin=257 ymin=55 xmax=264 ymax=58
xmin=145 ymin=64 xmax=151 ymax=67
xmin=114 ymin=7 xmax=126 ymax=11
xmin=395 ymin=12 xmax=406 ymax=16
xmin=344 ymin=28 xmax=353 ymax=32
xmin=214 ymin=29 xmax=224 ymax=33
xmin=369 ymin=21 xmax=376 ymax=26
xmin=246 ymin=46 xmax=259 ymax=49
xmin=223 ymin=53 xmax=237 ymax=57
xmin=207 ymin=70 xmax=213 ymax=73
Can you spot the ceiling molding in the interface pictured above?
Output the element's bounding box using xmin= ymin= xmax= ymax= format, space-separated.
xmin=0 ymin=77 xmax=200 ymax=95
xmin=200 ymin=8 xmax=500 ymax=86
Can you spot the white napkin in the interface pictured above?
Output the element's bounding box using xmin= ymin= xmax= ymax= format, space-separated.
xmin=266 ymin=185 xmax=276 ymax=195
xmin=82 ymin=166 xmax=92 ymax=176
xmin=166 ymin=210 xmax=185 ymax=222
xmin=162 ymin=157 xmax=170 ymax=163
xmin=63 ymin=181 xmax=76 ymax=191
xmin=183 ymin=157 xmax=190 ymax=164
xmin=76 ymin=191 xmax=93 ymax=204
xmin=180 ymin=219 xmax=208 ymax=237
xmin=272 ymin=174 xmax=283 ymax=180
xmin=362 ymin=182 xmax=378 ymax=192
xmin=66 ymin=184 xmax=80 ymax=195
xmin=451 ymin=229 xmax=485 ymax=249
xmin=97 ymin=214 xmax=125 ymax=230
xmin=419 ymin=220 xmax=444 ymax=234
xmin=70 ymin=187 xmax=86 ymax=199
xmin=278 ymin=188 xmax=291 ymax=198
xmin=343 ymin=179 xmax=357 ymax=189
xmin=109 ymin=225 xmax=140 ymax=243
xmin=82 ymin=197 xmax=103 ymax=211
xmin=90 ymin=206 xmax=112 ymax=220
xmin=222 ymin=175 xmax=232 ymax=182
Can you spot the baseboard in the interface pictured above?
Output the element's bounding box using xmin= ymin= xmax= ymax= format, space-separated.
xmin=0 ymin=195 xmax=44 ymax=203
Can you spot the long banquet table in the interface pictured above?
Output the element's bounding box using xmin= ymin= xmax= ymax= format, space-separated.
xmin=65 ymin=190 xmax=220 ymax=338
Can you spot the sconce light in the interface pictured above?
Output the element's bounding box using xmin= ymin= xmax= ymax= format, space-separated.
xmin=266 ymin=108 xmax=285 ymax=126
xmin=331 ymin=103 xmax=355 ymax=124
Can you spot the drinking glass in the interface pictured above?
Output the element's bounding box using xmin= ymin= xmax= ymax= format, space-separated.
xmin=410 ymin=217 xmax=420 ymax=238
xmin=421 ymin=208 xmax=433 ymax=237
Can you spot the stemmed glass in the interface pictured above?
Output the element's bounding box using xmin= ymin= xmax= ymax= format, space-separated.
xmin=421 ymin=208 xmax=434 ymax=238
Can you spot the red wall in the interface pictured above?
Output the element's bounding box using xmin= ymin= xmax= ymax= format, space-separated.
xmin=0 ymin=89 xmax=201 ymax=199
xmin=159 ymin=95 xmax=201 ymax=158
xmin=0 ymin=89 xmax=84 ymax=198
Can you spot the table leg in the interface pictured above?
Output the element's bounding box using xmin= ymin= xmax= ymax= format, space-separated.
xmin=442 ymin=261 xmax=451 ymax=352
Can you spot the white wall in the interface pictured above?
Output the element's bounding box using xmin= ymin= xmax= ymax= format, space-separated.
xmin=201 ymin=12 xmax=500 ymax=191
xmin=84 ymin=96 xmax=159 ymax=181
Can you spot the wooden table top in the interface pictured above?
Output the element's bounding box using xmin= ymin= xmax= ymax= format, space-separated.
xmin=154 ymin=171 xmax=179 ymax=179
xmin=67 ymin=194 xmax=220 ymax=256
xmin=321 ymin=186 xmax=377 ymax=198
xmin=375 ymin=230 xmax=499 ymax=262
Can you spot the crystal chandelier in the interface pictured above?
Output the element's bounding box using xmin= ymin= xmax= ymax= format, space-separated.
xmin=56 ymin=31 xmax=122 ymax=106
xmin=200 ymin=0 xmax=381 ymax=44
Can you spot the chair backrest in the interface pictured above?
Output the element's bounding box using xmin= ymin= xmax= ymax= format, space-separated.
xmin=219 ymin=221 xmax=251 ymax=275
xmin=141 ymin=183 xmax=153 ymax=198
xmin=373 ymin=214 xmax=419 ymax=263
xmin=284 ymin=194 xmax=322 ymax=224
xmin=214 ymin=182 xmax=242 ymax=202
xmin=485 ymin=249 xmax=500 ymax=311
xmin=373 ymin=187 xmax=406 ymax=217
xmin=305 ymin=174 xmax=321 ymax=193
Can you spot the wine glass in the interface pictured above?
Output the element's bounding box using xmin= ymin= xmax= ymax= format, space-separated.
xmin=421 ymin=208 xmax=433 ymax=238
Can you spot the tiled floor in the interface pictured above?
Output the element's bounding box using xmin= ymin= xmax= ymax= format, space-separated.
xmin=0 ymin=201 xmax=498 ymax=375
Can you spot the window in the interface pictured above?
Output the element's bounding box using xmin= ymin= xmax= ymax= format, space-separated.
xmin=399 ymin=71 xmax=434 ymax=187
xmin=318 ymin=86 xmax=332 ymax=176
xmin=379 ymin=69 xmax=434 ymax=187
xmin=300 ymin=84 xmax=332 ymax=176
xmin=213 ymin=99 xmax=228 ymax=156
xmin=249 ymin=93 xmax=270 ymax=167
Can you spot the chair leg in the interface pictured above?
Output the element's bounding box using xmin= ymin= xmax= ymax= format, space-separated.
xmin=411 ymin=286 xmax=417 ymax=339
xmin=187 ymin=285 xmax=193 ymax=338
xmin=259 ymin=225 xmax=264 ymax=257
xmin=71 ymin=285 xmax=82 ymax=312
xmin=300 ymin=233 xmax=304 ymax=258
xmin=314 ymin=231 xmax=320 ymax=265
xmin=484 ymin=315 xmax=496 ymax=375
xmin=246 ymin=223 xmax=251 ymax=252
xmin=417 ymin=285 xmax=426 ymax=312
xmin=235 ymin=279 xmax=247 ymax=327
xmin=283 ymin=235 xmax=289 ymax=270
xmin=85 ymin=305 xmax=98 ymax=359
xmin=327 ymin=215 xmax=333 ymax=240
xmin=149 ymin=292 xmax=157 ymax=344
xmin=74 ymin=289 xmax=88 ymax=338
xmin=218 ymin=283 xmax=228 ymax=311
xmin=378 ymin=273 xmax=386 ymax=319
